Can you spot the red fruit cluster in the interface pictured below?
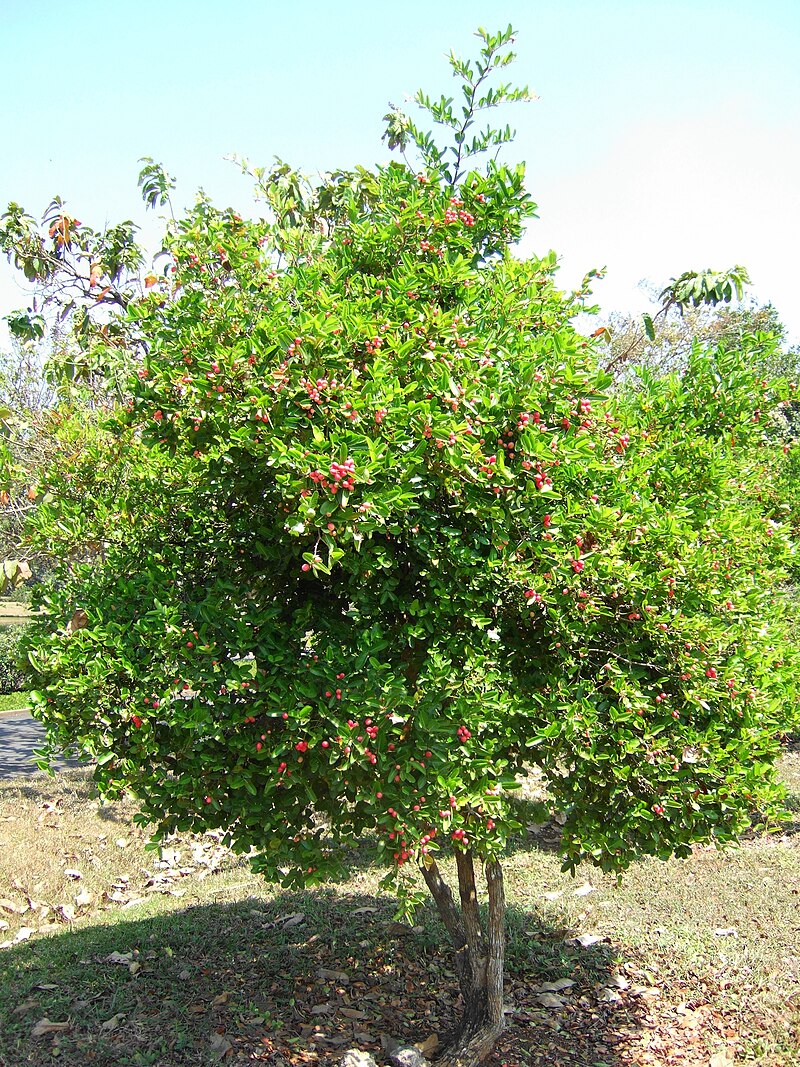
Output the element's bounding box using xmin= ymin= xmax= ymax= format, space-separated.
xmin=329 ymin=457 xmax=356 ymax=491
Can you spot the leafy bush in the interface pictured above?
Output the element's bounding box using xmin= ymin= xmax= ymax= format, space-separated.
xmin=0 ymin=625 xmax=26 ymax=695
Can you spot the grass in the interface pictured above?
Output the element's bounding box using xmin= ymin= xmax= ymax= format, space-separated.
xmin=0 ymin=692 xmax=30 ymax=714
xmin=0 ymin=758 xmax=799 ymax=1066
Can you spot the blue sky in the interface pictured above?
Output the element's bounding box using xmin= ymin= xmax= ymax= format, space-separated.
xmin=2 ymin=1 xmax=799 ymax=339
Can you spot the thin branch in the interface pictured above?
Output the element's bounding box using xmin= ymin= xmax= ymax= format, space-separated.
xmin=603 ymin=304 xmax=670 ymax=375
xmin=586 ymin=647 xmax=665 ymax=672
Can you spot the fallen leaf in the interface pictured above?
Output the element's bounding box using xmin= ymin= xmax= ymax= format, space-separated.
xmin=100 ymin=1013 xmax=125 ymax=1032
xmin=535 ymin=992 xmax=567 ymax=1008
xmin=537 ymin=978 xmax=575 ymax=992
xmin=14 ymin=926 xmax=35 ymax=944
xmin=274 ymin=911 xmax=304 ymax=929
xmin=105 ymin=951 xmax=133 ymax=964
xmin=31 ymin=1018 xmax=71 ymax=1038
xmin=709 ymin=1052 xmax=735 ymax=1067
xmin=567 ymin=933 xmax=604 ymax=947
xmin=677 ymin=1005 xmax=705 ymax=1028
xmin=599 ymin=987 xmax=623 ymax=1003
xmin=317 ymin=967 xmax=350 ymax=984
xmin=352 ymin=906 xmax=379 ymax=915
xmin=75 ymin=890 xmax=93 ymax=908
xmin=12 ymin=999 xmax=39 ymax=1016
xmin=0 ymin=898 xmax=23 ymax=914
xmin=212 ymin=992 xmax=230 ymax=1006
xmin=63 ymin=870 xmax=82 ymax=881
xmin=311 ymin=1003 xmax=334 ymax=1015
xmin=542 ymin=891 xmax=564 ymax=901
xmin=573 ymin=883 xmax=596 ymax=897
xmin=713 ymin=928 xmax=738 ymax=938
xmin=209 ymin=1031 xmax=232 ymax=1060
xmin=340 ymin=1007 xmax=367 ymax=1019
xmin=417 ymin=1035 xmax=439 ymax=1057
xmin=128 ymin=961 xmax=141 ymax=976
xmin=105 ymin=891 xmax=129 ymax=904
xmin=56 ymin=904 xmax=76 ymax=923
xmin=387 ymin=921 xmax=423 ymax=935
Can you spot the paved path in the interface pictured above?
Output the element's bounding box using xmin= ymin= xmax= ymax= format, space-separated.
xmin=0 ymin=710 xmax=84 ymax=778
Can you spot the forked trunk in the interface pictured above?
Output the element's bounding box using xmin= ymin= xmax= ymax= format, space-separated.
xmin=420 ymin=853 xmax=506 ymax=1067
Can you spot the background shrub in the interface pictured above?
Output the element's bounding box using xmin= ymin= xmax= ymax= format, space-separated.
xmin=0 ymin=625 xmax=26 ymax=695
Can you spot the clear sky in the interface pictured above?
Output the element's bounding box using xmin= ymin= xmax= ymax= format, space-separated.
xmin=1 ymin=1 xmax=799 ymax=340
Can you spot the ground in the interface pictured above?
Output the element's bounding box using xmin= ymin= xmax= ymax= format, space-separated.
xmin=0 ymin=753 xmax=798 ymax=1066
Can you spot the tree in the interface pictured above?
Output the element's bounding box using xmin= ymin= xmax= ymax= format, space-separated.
xmin=0 ymin=174 xmax=158 ymax=584
xmin=13 ymin=27 xmax=800 ymax=1066
xmin=0 ymin=324 xmax=132 ymax=589
xmin=598 ymin=279 xmax=797 ymax=381
xmin=596 ymin=266 xmax=755 ymax=378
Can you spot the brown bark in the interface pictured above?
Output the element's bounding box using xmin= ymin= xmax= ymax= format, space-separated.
xmin=420 ymin=856 xmax=471 ymax=992
xmin=455 ymin=850 xmax=485 ymax=959
xmin=420 ymin=853 xmax=506 ymax=1067
xmin=484 ymin=859 xmax=506 ymax=1029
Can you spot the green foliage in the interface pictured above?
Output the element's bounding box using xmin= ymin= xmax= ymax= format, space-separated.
xmin=383 ymin=26 xmax=536 ymax=187
xmin=138 ymin=158 xmax=176 ymax=211
xmin=20 ymin=182 xmax=799 ymax=891
xmin=661 ymin=265 xmax=751 ymax=312
xmin=0 ymin=625 xmax=26 ymax=695
xmin=0 ymin=195 xmax=143 ymax=376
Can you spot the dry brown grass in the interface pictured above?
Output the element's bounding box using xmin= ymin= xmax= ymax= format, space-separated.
xmin=0 ymin=770 xmax=260 ymax=948
xmin=0 ymin=757 xmax=798 ymax=1065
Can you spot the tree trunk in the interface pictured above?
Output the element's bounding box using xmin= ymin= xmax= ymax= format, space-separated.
xmin=420 ymin=853 xmax=506 ymax=1067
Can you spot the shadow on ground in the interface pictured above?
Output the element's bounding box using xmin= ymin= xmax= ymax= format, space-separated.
xmin=0 ymin=883 xmax=646 ymax=1067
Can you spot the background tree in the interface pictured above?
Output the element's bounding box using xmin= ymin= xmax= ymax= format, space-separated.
xmin=597 ymin=266 xmax=753 ymax=377
xmin=599 ymin=280 xmax=797 ymax=381
xmin=10 ymin=27 xmax=800 ymax=1067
